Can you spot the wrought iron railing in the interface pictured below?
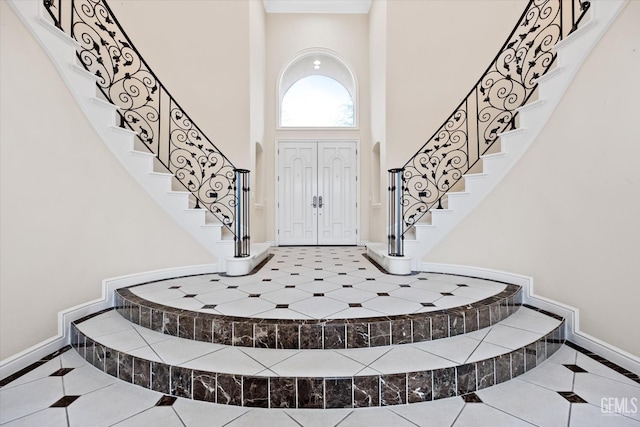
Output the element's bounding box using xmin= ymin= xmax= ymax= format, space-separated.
xmin=388 ymin=0 xmax=590 ymax=257
xmin=42 ymin=0 xmax=250 ymax=257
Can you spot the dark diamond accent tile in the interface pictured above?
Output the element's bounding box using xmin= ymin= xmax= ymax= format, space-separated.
xmin=156 ymin=395 xmax=177 ymax=406
xmin=335 ymin=264 xmax=343 ymax=266
xmin=49 ymin=368 xmax=74 ymax=377
xmin=50 ymin=395 xmax=80 ymax=407
xmin=461 ymin=393 xmax=483 ymax=403
xmin=314 ymin=278 xmax=324 ymax=281
xmin=291 ymin=273 xmax=299 ymax=276
xmin=558 ymin=391 xmax=588 ymax=403
xmin=295 ymin=264 xmax=302 ymax=266
xmin=418 ymin=277 xmax=428 ymax=280
xmin=343 ymin=285 xmax=353 ymax=288
xmin=249 ymin=294 xmax=261 ymax=298
xmin=169 ymin=286 xmax=181 ymax=289
xmin=315 ymin=268 xmax=323 ymax=270
xmin=313 ymin=293 xmax=325 ymax=297
xmin=366 ymin=278 xmax=375 ymax=281
xmin=271 ymin=268 xmax=279 ymax=271
xmin=563 ymin=364 xmax=588 ymax=373
xmin=421 ymin=302 xmax=436 ymax=307
xmin=285 ymin=285 xmax=295 ymax=289
xmin=202 ymin=304 xmax=217 ymax=309
xmin=349 ymin=303 xmax=362 ymax=308
xmin=358 ymin=268 xmax=366 ymax=270
xmin=338 ymin=273 xmax=347 ymax=275
xmin=276 ymin=304 xmax=289 ymax=309
xmin=456 ymin=284 xmax=469 ymax=287
xmin=227 ymin=286 xmax=238 ymax=289
xmin=377 ymin=293 xmax=389 ymax=297
xmin=183 ymin=294 xmax=197 ymax=298
xmin=262 ymin=279 xmax=271 ymax=282
xmin=209 ymin=279 xmax=220 ymax=282
xmin=399 ymin=284 xmax=410 ymax=288
xmin=441 ymin=292 xmax=454 ymax=296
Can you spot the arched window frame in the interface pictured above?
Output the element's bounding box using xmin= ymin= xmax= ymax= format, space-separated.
xmin=278 ymin=49 xmax=358 ymax=129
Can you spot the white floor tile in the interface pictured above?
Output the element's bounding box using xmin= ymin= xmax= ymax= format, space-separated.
xmin=389 ymin=396 xmax=465 ymax=427
xmin=481 ymin=325 xmax=543 ymax=351
xmin=337 ymin=406 xmax=417 ymax=426
xmin=0 ymin=358 xmax=61 ymax=390
xmin=269 ymin=351 xmax=366 ymax=377
xmin=0 ymin=377 xmax=63 ymax=424
xmin=573 ymin=373 xmax=640 ymax=421
xmin=76 ymin=310 xmax=131 ymax=338
xmin=111 ymin=406 xmax=184 ymax=426
xmin=453 ymin=402 xmax=534 ymax=427
xmin=286 ymin=408 xmax=352 ymax=427
xmin=226 ymin=409 xmax=301 ymax=426
xmin=477 ymin=379 xmax=571 ymax=427
xmin=362 ymin=296 xmax=423 ymax=316
xmin=62 ymin=364 xmax=118 ymax=396
xmin=66 ymin=382 xmax=161 ymax=427
xmin=575 ymin=353 xmax=640 ymax=388
xmin=93 ymin=328 xmax=151 ymax=352
xmin=374 ymin=344 xmax=454 ymax=373
xmin=569 ymin=401 xmax=640 ymax=427
xmin=517 ymin=359 xmax=576 ymax=391
xmin=0 ymin=408 xmax=68 ymax=427
xmin=172 ymin=399 xmax=249 ymax=427
xmin=417 ymin=335 xmax=482 ymax=364
xmin=184 ymin=347 xmax=267 ymax=376
xmin=215 ymin=297 xmax=276 ymax=317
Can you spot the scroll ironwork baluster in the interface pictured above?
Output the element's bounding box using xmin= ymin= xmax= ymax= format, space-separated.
xmin=388 ymin=168 xmax=404 ymax=257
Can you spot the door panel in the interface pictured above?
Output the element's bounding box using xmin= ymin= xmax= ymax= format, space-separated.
xmin=317 ymin=142 xmax=357 ymax=245
xmin=279 ymin=143 xmax=317 ymax=245
xmin=278 ymin=141 xmax=357 ymax=246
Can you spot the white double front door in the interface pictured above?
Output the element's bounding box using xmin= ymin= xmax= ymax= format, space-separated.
xmin=277 ymin=141 xmax=358 ymax=245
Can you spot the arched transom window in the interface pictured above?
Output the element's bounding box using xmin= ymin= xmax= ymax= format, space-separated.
xmin=279 ymin=51 xmax=357 ymax=128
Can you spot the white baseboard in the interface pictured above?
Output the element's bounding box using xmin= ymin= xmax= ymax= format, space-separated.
xmin=420 ymin=262 xmax=640 ymax=375
xmin=0 ymin=263 xmax=217 ymax=380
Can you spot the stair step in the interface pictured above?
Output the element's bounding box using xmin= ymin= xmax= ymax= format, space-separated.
xmin=114 ymin=274 xmax=522 ymax=349
xmin=71 ymin=305 xmax=564 ymax=408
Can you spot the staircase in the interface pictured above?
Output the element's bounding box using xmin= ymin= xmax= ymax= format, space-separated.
xmin=367 ymin=0 xmax=628 ymax=275
xmin=7 ymin=0 xmax=270 ymax=275
xmin=69 ymin=247 xmax=566 ymax=409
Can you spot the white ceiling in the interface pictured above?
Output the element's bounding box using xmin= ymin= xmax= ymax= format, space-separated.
xmin=262 ymin=0 xmax=372 ymax=14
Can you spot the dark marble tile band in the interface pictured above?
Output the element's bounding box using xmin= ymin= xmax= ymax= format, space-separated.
xmin=115 ymin=282 xmax=522 ymax=350
xmin=71 ymin=319 xmax=565 ymax=409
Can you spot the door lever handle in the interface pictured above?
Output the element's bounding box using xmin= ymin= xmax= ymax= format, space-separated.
xmin=312 ymin=195 xmax=317 ymax=208
xmin=318 ymin=196 xmax=323 ymax=208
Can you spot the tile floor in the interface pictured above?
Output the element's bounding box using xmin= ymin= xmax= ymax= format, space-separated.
xmin=1 ymin=345 xmax=639 ymax=426
xmin=1 ymin=246 xmax=638 ymax=426
xmin=127 ymin=247 xmax=507 ymax=320
xmin=72 ymin=307 xmax=560 ymax=377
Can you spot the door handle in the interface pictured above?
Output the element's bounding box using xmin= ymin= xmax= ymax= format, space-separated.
xmin=318 ymin=196 xmax=323 ymax=208
xmin=312 ymin=195 xmax=317 ymax=208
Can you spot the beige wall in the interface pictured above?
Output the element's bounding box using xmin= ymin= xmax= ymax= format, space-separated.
xmin=366 ymin=0 xmax=526 ymax=236
xmin=250 ymin=0 xmax=267 ymax=243
xmin=0 ymin=2 xmax=213 ymax=360
xmin=107 ymin=0 xmax=251 ymax=166
xmin=425 ymin=2 xmax=640 ymax=356
xmin=368 ymin=0 xmax=387 ymax=243
xmin=264 ymin=12 xmax=371 ymax=243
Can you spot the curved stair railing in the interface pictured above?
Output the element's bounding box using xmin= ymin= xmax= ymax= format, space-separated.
xmin=388 ymin=0 xmax=590 ymax=257
xmin=42 ymin=0 xmax=250 ymax=258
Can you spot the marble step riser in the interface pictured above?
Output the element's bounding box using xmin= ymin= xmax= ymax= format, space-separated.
xmin=70 ymin=320 xmax=564 ymax=409
xmin=114 ymin=285 xmax=523 ymax=350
